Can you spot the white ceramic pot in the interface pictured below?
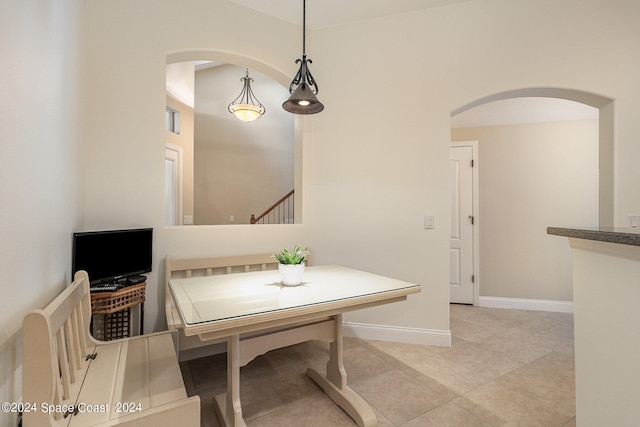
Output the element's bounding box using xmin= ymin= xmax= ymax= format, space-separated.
xmin=278 ymin=263 xmax=305 ymax=286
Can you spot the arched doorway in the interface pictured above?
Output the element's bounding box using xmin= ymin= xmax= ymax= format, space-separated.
xmin=450 ymin=88 xmax=613 ymax=308
xmin=453 ymin=87 xmax=614 ymax=226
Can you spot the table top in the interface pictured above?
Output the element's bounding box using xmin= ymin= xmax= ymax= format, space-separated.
xmin=169 ymin=265 xmax=420 ymax=333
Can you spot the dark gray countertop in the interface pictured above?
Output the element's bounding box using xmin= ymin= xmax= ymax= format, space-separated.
xmin=547 ymin=227 xmax=640 ymax=247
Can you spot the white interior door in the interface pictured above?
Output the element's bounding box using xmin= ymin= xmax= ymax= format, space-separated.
xmin=450 ymin=143 xmax=476 ymax=304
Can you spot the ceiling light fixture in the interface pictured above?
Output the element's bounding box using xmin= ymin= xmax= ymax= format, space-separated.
xmin=282 ymin=0 xmax=324 ymax=115
xmin=228 ymin=69 xmax=265 ymax=122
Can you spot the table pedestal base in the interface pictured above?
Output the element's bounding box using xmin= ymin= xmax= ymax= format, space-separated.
xmin=306 ymin=367 xmax=377 ymax=427
xmin=212 ymin=314 xmax=377 ymax=427
xmin=213 ymin=370 xmax=376 ymax=427
xmin=214 ymin=393 xmax=247 ymax=427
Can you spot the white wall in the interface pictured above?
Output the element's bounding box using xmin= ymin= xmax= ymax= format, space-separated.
xmin=453 ymin=120 xmax=599 ymax=302
xmin=0 ymin=0 xmax=85 ymax=425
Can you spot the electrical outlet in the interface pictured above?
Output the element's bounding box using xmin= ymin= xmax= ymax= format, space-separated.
xmin=629 ymin=214 xmax=640 ymax=228
xmin=183 ymin=215 xmax=193 ymax=225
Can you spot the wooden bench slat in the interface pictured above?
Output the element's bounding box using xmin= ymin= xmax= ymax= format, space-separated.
xmin=69 ymin=309 xmax=84 ymax=368
xmin=148 ymin=333 xmax=189 ymax=406
xmin=119 ymin=337 xmax=152 ymax=409
xmin=69 ymin=343 xmax=120 ymax=425
xmin=91 ymin=398 xmax=201 ymax=427
xmin=67 ymin=316 xmax=82 ymax=377
xmin=56 ymin=329 xmax=72 ymax=400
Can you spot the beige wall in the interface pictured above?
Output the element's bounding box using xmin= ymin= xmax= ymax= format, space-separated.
xmin=569 ymin=240 xmax=640 ymax=425
xmin=84 ymin=1 xmax=312 ymax=335
xmin=453 ymin=119 xmax=599 ymax=302
xmin=166 ymin=95 xmax=195 ymax=221
xmin=4 ymin=0 xmax=640 ymax=414
xmin=80 ymin=0 xmax=640 ymax=340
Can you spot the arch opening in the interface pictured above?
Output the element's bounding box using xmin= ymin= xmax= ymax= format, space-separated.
xmin=165 ymin=51 xmax=303 ymax=226
xmin=450 ymin=87 xmax=614 ymax=306
xmin=452 ymin=87 xmax=614 ymax=226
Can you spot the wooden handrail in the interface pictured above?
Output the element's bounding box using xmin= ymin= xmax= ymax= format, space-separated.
xmin=251 ymin=189 xmax=294 ymax=224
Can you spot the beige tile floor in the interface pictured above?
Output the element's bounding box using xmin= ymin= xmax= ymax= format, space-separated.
xmin=180 ymin=304 xmax=575 ymax=426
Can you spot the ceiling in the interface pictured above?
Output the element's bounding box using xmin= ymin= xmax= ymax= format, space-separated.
xmin=228 ymin=0 xmax=471 ymax=29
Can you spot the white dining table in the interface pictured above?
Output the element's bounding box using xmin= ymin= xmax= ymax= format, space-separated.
xmin=169 ymin=264 xmax=421 ymax=427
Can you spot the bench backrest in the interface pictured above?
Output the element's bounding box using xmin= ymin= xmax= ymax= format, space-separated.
xmin=167 ymin=253 xmax=279 ymax=279
xmin=22 ymin=270 xmax=94 ymax=426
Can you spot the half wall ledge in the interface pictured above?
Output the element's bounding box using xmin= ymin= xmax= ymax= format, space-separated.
xmin=547 ymin=226 xmax=640 ymax=247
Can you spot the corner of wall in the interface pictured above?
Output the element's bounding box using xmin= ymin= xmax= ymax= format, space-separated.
xmin=0 ymin=330 xmax=23 ymax=427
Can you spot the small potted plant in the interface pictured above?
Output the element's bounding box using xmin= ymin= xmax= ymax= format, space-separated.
xmin=273 ymin=245 xmax=309 ymax=286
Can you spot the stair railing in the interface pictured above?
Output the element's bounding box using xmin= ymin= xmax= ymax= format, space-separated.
xmin=250 ymin=189 xmax=294 ymax=224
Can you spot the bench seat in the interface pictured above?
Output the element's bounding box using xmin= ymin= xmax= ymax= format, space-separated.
xmin=22 ymin=270 xmax=200 ymax=427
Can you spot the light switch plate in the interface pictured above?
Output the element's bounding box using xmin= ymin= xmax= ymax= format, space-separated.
xmin=425 ymin=215 xmax=435 ymax=229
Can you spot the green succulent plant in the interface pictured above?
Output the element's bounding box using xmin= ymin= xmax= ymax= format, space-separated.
xmin=272 ymin=245 xmax=309 ymax=264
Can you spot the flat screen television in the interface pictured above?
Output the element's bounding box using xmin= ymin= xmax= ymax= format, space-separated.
xmin=72 ymin=228 xmax=153 ymax=285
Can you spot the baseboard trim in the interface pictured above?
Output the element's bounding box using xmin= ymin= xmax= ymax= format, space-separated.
xmin=478 ymin=296 xmax=574 ymax=313
xmin=343 ymin=322 xmax=451 ymax=347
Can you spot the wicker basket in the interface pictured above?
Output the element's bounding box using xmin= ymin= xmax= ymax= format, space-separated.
xmin=91 ymin=282 xmax=146 ymax=314
xmin=91 ymin=283 xmax=146 ymax=340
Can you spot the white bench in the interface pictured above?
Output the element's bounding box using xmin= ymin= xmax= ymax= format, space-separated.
xmin=165 ymin=252 xmax=309 ymax=356
xmin=22 ymin=270 xmax=200 ymax=427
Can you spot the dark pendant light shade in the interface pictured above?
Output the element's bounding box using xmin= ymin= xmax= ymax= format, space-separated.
xmin=283 ymin=0 xmax=324 ymax=115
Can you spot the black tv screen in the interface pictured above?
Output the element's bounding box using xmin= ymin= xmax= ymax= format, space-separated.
xmin=72 ymin=228 xmax=153 ymax=285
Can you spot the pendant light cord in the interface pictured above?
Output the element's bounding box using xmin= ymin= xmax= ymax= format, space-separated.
xmin=302 ymin=0 xmax=306 ymax=55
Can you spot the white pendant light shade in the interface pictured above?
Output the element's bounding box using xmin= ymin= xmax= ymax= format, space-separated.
xmin=228 ymin=69 xmax=265 ymax=122
xmin=229 ymin=103 xmax=264 ymax=122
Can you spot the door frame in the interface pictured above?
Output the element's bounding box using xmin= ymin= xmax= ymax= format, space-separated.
xmin=165 ymin=143 xmax=184 ymax=226
xmin=451 ymin=140 xmax=480 ymax=305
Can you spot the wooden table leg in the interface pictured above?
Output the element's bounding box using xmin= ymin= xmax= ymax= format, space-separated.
xmin=306 ymin=314 xmax=378 ymax=427
xmin=214 ymin=335 xmax=246 ymax=427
